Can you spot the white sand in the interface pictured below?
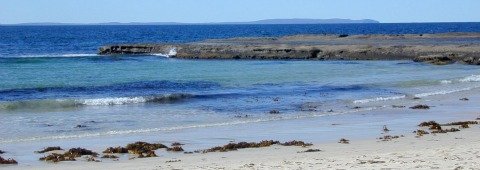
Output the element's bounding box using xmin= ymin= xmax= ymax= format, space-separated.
xmin=8 ymin=123 xmax=479 ymax=170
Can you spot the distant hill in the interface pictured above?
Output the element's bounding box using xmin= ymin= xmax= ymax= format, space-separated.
xmin=221 ymin=18 xmax=380 ymax=24
xmin=3 ymin=18 xmax=379 ymax=26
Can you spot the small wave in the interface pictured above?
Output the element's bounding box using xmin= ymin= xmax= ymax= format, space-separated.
xmin=414 ymin=87 xmax=475 ymax=98
xmin=0 ymin=93 xmax=193 ymax=110
xmin=353 ymin=95 xmax=406 ymax=104
xmin=151 ymin=48 xmax=177 ymax=58
xmin=459 ymin=74 xmax=480 ymax=82
xmin=440 ymin=80 xmax=453 ymax=84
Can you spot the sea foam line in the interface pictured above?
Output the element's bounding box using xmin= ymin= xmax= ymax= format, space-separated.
xmin=353 ymin=95 xmax=407 ymax=104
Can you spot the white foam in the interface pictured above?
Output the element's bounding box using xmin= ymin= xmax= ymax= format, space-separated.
xmin=151 ymin=48 xmax=177 ymax=58
xmin=80 ymin=97 xmax=147 ymax=106
xmin=440 ymin=80 xmax=452 ymax=84
xmin=60 ymin=53 xmax=98 ymax=57
xmin=414 ymin=87 xmax=475 ymax=98
xmin=459 ymin=74 xmax=480 ymax=82
xmin=353 ymin=95 xmax=406 ymax=104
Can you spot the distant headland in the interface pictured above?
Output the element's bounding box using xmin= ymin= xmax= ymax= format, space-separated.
xmin=1 ymin=18 xmax=379 ymax=26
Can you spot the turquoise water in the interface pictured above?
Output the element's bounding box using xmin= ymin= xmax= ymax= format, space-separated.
xmin=2 ymin=56 xmax=480 ymax=145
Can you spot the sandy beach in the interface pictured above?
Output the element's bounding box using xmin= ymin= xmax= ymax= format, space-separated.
xmin=7 ymin=122 xmax=479 ymax=170
xmin=3 ymin=86 xmax=480 ymax=170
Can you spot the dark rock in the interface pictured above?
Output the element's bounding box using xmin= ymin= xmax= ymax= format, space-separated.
xmin=0 ymin=150 xmax=4 ymax=154
xmin=75 ymin=125 xmax=87 ymax=128
xmin=35 ymin=146 xmax=63 ymax=153
xmin=338 ymin=34 xmax=349 ymax=38
xmin=413 ymin=54 xmax=454 ymax=65
xmin=459 ymin=98 xmax=469 ymax=101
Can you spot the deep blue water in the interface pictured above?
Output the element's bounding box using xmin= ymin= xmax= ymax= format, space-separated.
xmin=1 ymin=23 xmax=480 ymax=56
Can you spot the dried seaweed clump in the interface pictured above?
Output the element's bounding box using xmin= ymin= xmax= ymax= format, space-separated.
xmin=35 ymin=147 xmax=63 ymax=153
xmin=102 ymin=147 xmax=128 ymax=154
xmin=414 ymin=130 xmax=430 ymax=136
xmin=418 ymin=121 xmax=442 ymax=130
xmin=0 ymin=156 xmax=18 ymax=164
xmin=167 ymin=146 xmax=184 ymax=152
xmin=409 ymin=105 xmax=430 ymax=109
xmin=126 ymin=141 xmax=167 ymax=157
xmin=39 ymin=153 xmax=76 ymax=162
xmin=441 ymin=121 xmax=478 ymax=126
xmin=378 ymin=135 xmax=400 ymax=141
xmin=39 ymin=148 xmax=98 ymax=162
xmin=338 ymin=138 xmax=350 ymax=144
xmin=281 ymin=140 xmax=313 ymax=147
xmin=431 ymin=128 xmax=460 ymax=134
xmin=101 ymin=154 xmax=119 ymax=159
xmin=204 ymin=140 xmax=280 ymax=153
xmin=171 ymin=142 xmax=184 ymax=146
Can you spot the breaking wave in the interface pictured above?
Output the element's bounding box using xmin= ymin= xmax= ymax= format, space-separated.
xmin=0 ymin=93 xmax=193 ymax=111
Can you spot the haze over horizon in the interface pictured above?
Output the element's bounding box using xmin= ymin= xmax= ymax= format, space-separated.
xmin=0 ymin=0 xmax=479 ymax=24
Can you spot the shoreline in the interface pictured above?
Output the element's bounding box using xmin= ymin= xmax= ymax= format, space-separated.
xmin=2 ymin=86 xmax=480 ymax=169
xmin=98 ymin=33 xmax=480 ymax=65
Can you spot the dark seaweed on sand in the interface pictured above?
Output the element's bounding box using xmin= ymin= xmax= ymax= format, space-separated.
xmin=0 ymin=156 xmax=18 ymax=164
xmin=35 ymin=146 xmax=63 ymax=153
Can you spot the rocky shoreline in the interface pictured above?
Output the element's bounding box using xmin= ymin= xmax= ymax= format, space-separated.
xmin=98 ymin=33 xmax=480 ymax=65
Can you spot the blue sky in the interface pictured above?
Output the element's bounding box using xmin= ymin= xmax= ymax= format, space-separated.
xmin=1 ymin=0 xmax=479 ymax=24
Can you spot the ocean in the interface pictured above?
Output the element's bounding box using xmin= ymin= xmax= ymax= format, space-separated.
xmin=1 ymin=23 xmax=480 ymax=164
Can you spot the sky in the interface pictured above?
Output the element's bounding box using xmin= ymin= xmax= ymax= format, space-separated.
xmin=0 ymin=0 xmax=479 ymax=24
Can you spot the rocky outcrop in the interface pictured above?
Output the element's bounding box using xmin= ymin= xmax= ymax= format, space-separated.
xmin=98 ymin=33 xmax=480 ymax=65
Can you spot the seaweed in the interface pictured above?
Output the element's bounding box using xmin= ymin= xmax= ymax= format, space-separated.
xmin=86 ymin=156 xmax=100 ymax=162
xmin=102 ymin=146 xmax=128 ymax=154
xmin=298 ymin=149 xmax=321 ymax=153
xmin=167 ymin=146 xmax=184 ymax=152
xmin=64 ymin=148 xmax=98 ymax=158
xmin=441 ymin=121 xmax=478 ymax=126
xmin=137 ymin=150 xmax=157 ymax=158
xmin=281 ymin=140 xmax=312 ymax=147
xmin=338 ymin=138 xmax=350 ymax=144
xmin=171 ymin=142 xmax=184 ymax=146
xmin=269 ymin=110 xmax=280 ymax=114
xmin=410 ymin=105 xmax=430 ymax=109
xmin=378 ymin=135 xmax=400 ymax=141
xmin=203 ymin=140 xmax=280 ymax=153
xmin=459 ymin=98 xmax=469 ymax=101
xmin=460 ymin=124 xmax=469 ymax=128
xmin=431 ymin=128 xmax=460 ymax=134
xmin=40 ymin=147 xmax=98 ymax=162
xmin=35 ymin=146 xmax=63 ymax=153
xmin=39 ymin=153 xmax=76 ymax=162
xmin=418 ymin=121 xmax=442 ymax=130
xmin=0 ymin=156 xmax=18 ymax=164
xmin=101 ymin=154 xmax=119 ymax=159
xmin=383 ymin=125 xmax=390 ymax=132
xmin=125 ymin=141 xmax=167 ymax=155
xmin=0 ymin=150 xmax=4 ymax=154
xmin=414 ymin=130 xmax=430 ymax=136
